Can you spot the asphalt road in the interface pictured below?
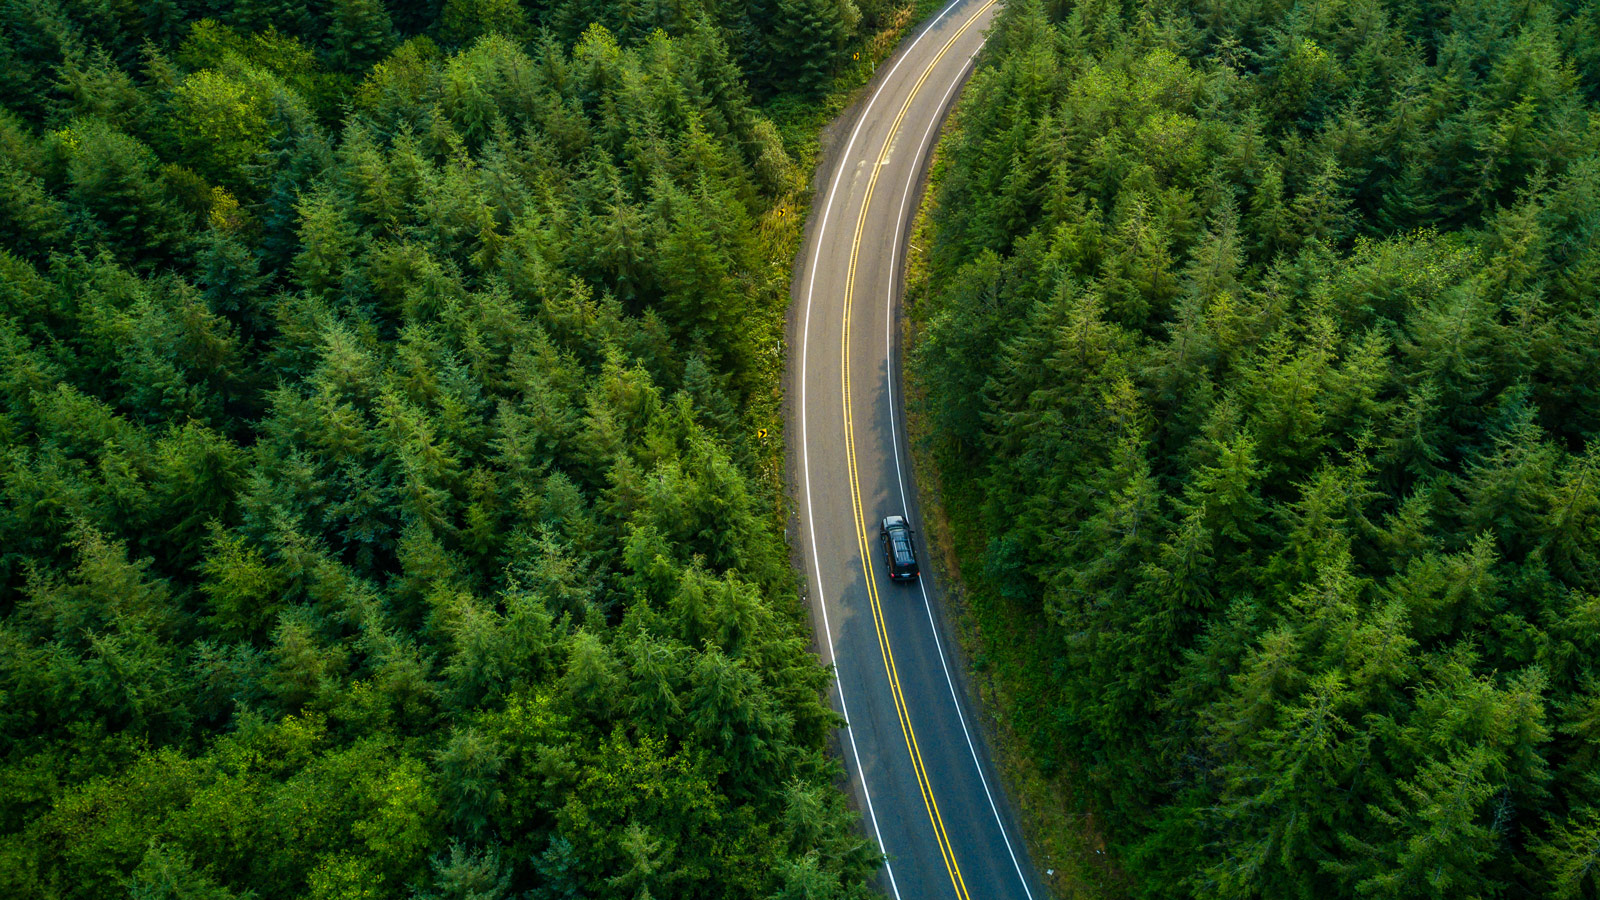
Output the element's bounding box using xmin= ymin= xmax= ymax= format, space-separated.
xmin=787 ymin=3 xmax=1050 ymax=898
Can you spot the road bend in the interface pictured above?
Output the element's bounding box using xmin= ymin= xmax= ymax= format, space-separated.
xmin=788 ymin=2 xmax=1050 ymax=898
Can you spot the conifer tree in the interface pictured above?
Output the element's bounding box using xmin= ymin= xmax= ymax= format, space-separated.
xmin=324 ymin=0 xmax=397 ymax=72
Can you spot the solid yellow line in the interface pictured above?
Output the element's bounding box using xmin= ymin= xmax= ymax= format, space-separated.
xmin=839 ymin=5 xmax=995 ymax=898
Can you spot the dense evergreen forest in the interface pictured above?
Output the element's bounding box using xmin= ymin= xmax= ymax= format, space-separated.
xmin=913 ymin=0 xmax=1600 ymax=896
xmin=0 ymin=1 xmax=904 ymax=898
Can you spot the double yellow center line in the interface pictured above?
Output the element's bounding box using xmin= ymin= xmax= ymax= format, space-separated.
xmin=839 ymin=5 xmax=996 ymax=898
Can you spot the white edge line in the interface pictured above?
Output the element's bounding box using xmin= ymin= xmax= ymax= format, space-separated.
xmin=884 ymin=33 xmax=1040 ymax=900
xmin=799 ymin=2 xmax=971 ymax=897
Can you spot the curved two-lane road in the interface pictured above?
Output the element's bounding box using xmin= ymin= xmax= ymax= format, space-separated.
xmin=788 ymin=3 xmax=1049 ymax=898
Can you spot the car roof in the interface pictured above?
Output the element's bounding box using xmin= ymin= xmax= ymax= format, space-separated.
xmin=891 ymin=532 xmax=915 ymax=563
xmin=882 ymin=515 xmax=908 ymax=529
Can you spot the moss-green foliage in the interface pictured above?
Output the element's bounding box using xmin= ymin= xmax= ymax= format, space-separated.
xmin=914 ymin=0 xmax=1600 ymax=896
xmin=0 ymin=3 xmax=886 ymax=898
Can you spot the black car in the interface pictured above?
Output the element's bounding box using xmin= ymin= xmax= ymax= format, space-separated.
xmin=879 ymin=515 xmax=920 ymax=581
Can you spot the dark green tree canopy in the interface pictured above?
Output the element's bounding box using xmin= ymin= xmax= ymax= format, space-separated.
xmin=913 ymin=0 xmax=1600 ymax=896
xmin=0 ymin=1 xmax=894 ymax=898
